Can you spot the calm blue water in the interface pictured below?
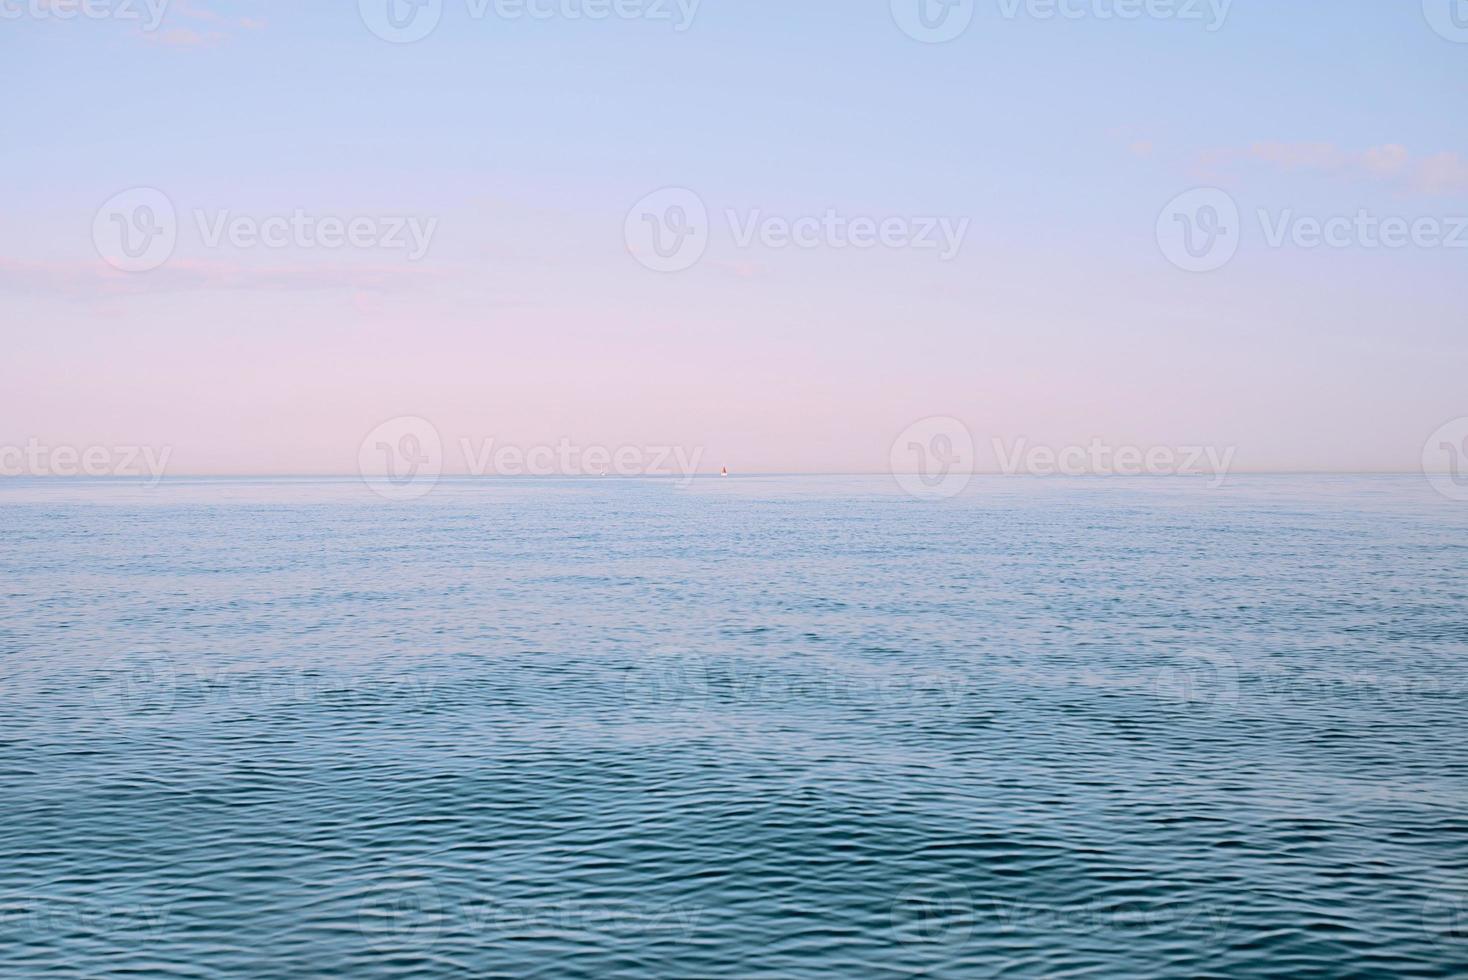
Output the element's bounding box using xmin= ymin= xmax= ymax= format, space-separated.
xmin=1 ymin=475 xmax=1465 ymax=977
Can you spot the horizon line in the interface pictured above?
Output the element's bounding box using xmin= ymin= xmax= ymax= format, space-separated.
xmin=0 ymin=470 xmax=1439 ymax=480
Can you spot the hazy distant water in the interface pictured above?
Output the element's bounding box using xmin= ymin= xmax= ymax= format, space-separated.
xmin=1 ymin=475 xmax=1465 ymax=978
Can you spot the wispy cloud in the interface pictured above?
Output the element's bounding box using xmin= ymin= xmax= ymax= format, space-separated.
xmin=1415 ymin=151 xmax=1468 ymax=195
xmin=174 ymin=0 xmax=266 ymax=29
xmin=0 ymin=257 xmax=436 ymax=299
xmin=1196 ymin=142 xmax=1468 ymax=196
xmin=139 ymin=1 xmax=266 ymax=46
xmin=149 ymin=27 xmax=223 ymax=47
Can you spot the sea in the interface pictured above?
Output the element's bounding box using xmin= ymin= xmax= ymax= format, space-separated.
xmin=1 ymin=475 xmax=1465 ymax=977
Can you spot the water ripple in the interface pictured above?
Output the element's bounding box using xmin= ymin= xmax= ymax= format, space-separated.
xmin=0 ymin=476 xmax=1465 ymax=977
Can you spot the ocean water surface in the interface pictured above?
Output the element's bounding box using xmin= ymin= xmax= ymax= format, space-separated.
xmin=1 ymin=475 xmax=1465 ymax=977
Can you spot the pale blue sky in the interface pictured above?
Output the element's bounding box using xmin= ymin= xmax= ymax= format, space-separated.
xmin=3 ymin=1 xmax=1466 ymax=473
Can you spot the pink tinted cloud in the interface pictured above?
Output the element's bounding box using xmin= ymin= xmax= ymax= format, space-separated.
xmin=1416 ymin=151 xmax=1468 ymax=194
xmin=174 ymin=0 xmax=266 ymax=29
xmin=1247 ymin=140 xmax=1349 ymax=171
xmin=139 ymin=2 xmax=265 ymax=45
xmin=150 ymin=27 xmax=223 ymax=47
xmin=0 ymin=257 xmax=437 ymax=298
xmin=1196 ymin=141 xmax=1468 ymax=195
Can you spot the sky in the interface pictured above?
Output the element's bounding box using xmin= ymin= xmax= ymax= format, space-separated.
xmin=2 ymin=0 xmax=1466 ymax=476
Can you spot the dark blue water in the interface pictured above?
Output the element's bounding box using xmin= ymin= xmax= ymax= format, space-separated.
xmin=2 ymin=476 xmax=1465 ymax=977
